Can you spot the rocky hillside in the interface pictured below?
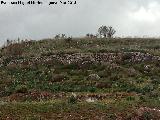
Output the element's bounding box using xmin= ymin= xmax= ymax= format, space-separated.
xmin=0 ymin=38 xmax=160 ymax=119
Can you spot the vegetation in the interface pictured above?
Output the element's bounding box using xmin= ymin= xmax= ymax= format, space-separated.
xmin=98 ymin=25 xmax=116 ymax=38
xmin=0 ymin=37 xmax=160 ymax=119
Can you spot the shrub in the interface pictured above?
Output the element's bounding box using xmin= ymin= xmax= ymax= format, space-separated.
xmin=126 ymin=96 xmax=135 ymax=101
xmin=64 ymin=37 xmax=72 ymax=47
xmin=14 ymin=85 xmax=28 ymax=93
xmin=50 ymin=84 xmax=61 ymax=92
xmin=141 ymin=85 xmax=153 ymax=94
xmin=62 ymin=64 xmax=78 ymax=69
xmin=3 ymin=43 xmax=24 ymax=56
xmin=142 ymin=111 xmax=153 ymax=120
xmin=95 ymin=82 xmax=111 ymax=89
xmin=88 ymin=87 xmax=96 ymax=93
xmin=139 ymin=96 xmax=146 ymax=102
xmin=97 ymin=70 xmax=109 ymax=78
xmin=64 ymin=37 xmax=72 ymax=43
xmin=52 ymin=74 xmax=69 ymax=82
xmin=68 ymin=95 xmax=77 ymax=104
xmin=127 ymin=68 xmax=137 ymax=77
xmin=122 ymin=53 xmax=132 ymax=61
xmin=151 ymin=77 xmax=160 ymax=84
xmin=109 ymin=73 xmax=120 ymax=81
xmin=148 ymin=90 xmax=160 ymax=98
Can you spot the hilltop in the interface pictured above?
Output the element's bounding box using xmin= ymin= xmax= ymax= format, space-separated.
xmin=0 ymin=38 xmax=160 ymax=119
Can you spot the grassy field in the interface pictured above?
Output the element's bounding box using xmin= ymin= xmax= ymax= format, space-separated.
xmin=0 ymin=38 xmax=160 ymax=119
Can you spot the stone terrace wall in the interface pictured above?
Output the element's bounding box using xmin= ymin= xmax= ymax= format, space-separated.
xmin=1 ymin=52 xmax=160 ymax=68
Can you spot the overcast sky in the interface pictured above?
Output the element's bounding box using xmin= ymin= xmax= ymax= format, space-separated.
xmin=0 ymin=0 xmax=160 ymax=45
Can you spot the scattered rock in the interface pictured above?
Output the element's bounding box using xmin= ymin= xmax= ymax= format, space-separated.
xmin=86 ymin=97 xmax=97 ymax=103
xmin=128 ymin=68 xmax=137 ymax=77
xmin=88 ymin=74 xmax=100 ymax=80
xmin=131 ymin=107 xmax=160 ymax=120
xmin=2 ymin=52 xmax=160 ymax=67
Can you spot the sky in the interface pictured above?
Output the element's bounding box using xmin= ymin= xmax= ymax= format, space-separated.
xmin=0 ymin=0 xmax=160 ymax=45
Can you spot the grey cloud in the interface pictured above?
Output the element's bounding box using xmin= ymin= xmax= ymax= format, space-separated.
xmin=0 ymin=0 xmax=160 ymax=45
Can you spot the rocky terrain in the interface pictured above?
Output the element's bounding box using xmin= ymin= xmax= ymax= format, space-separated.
xmin=0 ymin=38 xmax=160 ymax=119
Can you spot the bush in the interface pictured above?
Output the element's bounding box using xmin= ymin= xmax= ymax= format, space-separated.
xmin=148 ymin=90 xmax=160 ymax=98
xmin=14 ymin=85 xmax=28 ymax=93
xmin=88 ymin=87 xmax=96 ymax=93
xmin=95 ymin=82 xmax=111 ymax=89
xmin=122 ymin=53 xmax=132 ymax=61
xmin=3 ymin=43 xmax=24 ymax=56
xmin=97 ymin=70 xmax=109 ymax=78
xmin=151 ymin=77 xmax=160 ymax=84
xmin=141 ymin=85 xmax=153 ymax=94
xmin=68 ymin=95 xmax=77 ymax=104
xmin=142 ymin=111 xmax=153 ymax=120
xmin=50 ymin=84 xmax=61 ymax=92
xmin=139 ymin=96 xmax=146 ymax=102
xmin=52 ymin=74 xmax=69 ymax=82
xmin=109 ymin=73 xmax=120 ymax=81
xmin=126 ymin=96 xmax=135 ymax=101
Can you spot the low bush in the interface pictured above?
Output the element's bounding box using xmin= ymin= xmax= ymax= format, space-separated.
xmin=52 ymin=74 xmax=69 ymax=82
xmin=14 ymin=85 xmax=28 ymax=93
xmin=126 ymin=96 xmax=135 ymax=101
xmin=68 ymin=95 xmax=77 ymax=104
xmin=88 ymin=86 xmax=96 ymax=93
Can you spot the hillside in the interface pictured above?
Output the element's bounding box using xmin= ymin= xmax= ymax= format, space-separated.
xmin=0 ymin=38 xmax=160 ymax=119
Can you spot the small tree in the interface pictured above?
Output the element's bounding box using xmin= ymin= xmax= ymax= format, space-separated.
xmin=86 ymin=33 xmax=90 ymax=38
xmin=86 ymin=33 xmax=97 ymax=39
xmin=65 ymin=37 xmax=72 ymax=44
xmin=98 ymin=25 xmax=108 ymax=38
xmin=55 ymin=34 xmax=60 ymax=39
xmin=89 ymin=34 xmax=94 ymax=38
xmin=107 ymin=26 xmax=116 ymax=38
xmin=98 ymin=25 xmax=116 ymax=38
xmin=61 ymin=34 xmax=66 ymax=39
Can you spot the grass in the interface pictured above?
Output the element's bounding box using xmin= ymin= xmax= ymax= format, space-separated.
xmin=0 ymin=97 xmax=159 ymax=119
xmin=0 ymin=101 xmax=108 ymax=119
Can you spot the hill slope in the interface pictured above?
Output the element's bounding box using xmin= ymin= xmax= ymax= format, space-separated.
xmin=0 ymin=38 xmax=160 ymax=119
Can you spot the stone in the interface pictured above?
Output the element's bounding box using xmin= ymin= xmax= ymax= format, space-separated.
xmin=88 ymin=74 xmax=100 ymax=80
